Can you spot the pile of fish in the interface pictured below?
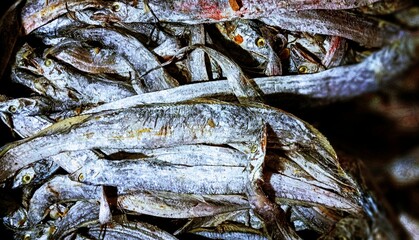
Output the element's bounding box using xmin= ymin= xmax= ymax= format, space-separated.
xmin=0 ymin=0 xmax=418 ymax=239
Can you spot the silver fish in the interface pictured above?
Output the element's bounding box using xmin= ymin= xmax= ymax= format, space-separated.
xmin=118 ymin=191 xmax=248 ymax=219
xmin=189 ymin=222 xmax=267 ymax=240
xmin=52 ymin=201 xmax=100 ymax=239
xmin=87 ymin=34 xmax=419 ymax=115
xmin=16 ymin=45 xmax=137 ymax=106
xmin=27 ymin=175 xmax=102 ymax=224
xmin=215 ymin=19 xmax=284 ymax=76
xmin=21 ymin=0 xmax=105 ymax=34
xmin=70 ymin=158 xmax=249 ymax=194
xmin=69 ymin=27 xmax=179 ymax=92
xmin=81 ymin=221 xmax=179 ymax=240
xmin=44 ymin=39 xmax=137 ymax=80
xmin=0 ymin=101 xmax=264 ymax=182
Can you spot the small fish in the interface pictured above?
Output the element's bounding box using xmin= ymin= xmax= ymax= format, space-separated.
xmin=44 ymin=39 xmax=137 ymax=80
xmin=118 ymin=191 xmax=248 ymax=219
xmin=27 ymin=175 xmax=102 ymax=224
xmin=16 ymin=44 xmax=137 ymax=106
xmin=189 ymin=222 xmax=267 ymax=240
xmin=70 ymin=158 xmax=249 ymax=194
xmin=69 ymin=27 xmax=179 ymax=92
xmin=290 ymin=42 xmax=326 ymax=74
xmin=215 ymin=19 xmax=284 ymax=76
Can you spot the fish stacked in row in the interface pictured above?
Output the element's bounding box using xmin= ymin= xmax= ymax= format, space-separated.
xmin=0 ymin=0 xmax=418 ymax=239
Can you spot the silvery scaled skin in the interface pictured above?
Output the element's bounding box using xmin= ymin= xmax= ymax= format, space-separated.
xmin=70 ymin=158 xmax=249 ymax=194
xmin=52 ymin=201 xmax=100 ymax=239
xmin=0 ymin=102 xmax=264 ymax=182
xmin=118 ymin=191 xmax=248 ymax=219
xmin=45 ymin=39 xmax=138 ymax=80
xmin=27 ymin=175 xmax=102 ymax=224
xmin=15 ymin=44 xmax=137 ymax=106
xmin=87 ymin=34 xmax=419 ymax=115
xmin=69 ymin=27 xmax=179 ymax=93
xmin=81 ymin=221 xmax=179 ymax=240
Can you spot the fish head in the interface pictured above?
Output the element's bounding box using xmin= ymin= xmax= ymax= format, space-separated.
xmin=12 ymin=166 xmax=36 ymax=188
xmin=217 ymin=20 xmax=284 ymax=76
xmin=90 ymin=1 xmax=135 ymax=25
xmin=15 ymin=43 xmax=42 ymax=74
xmin=0 ymin=97 xmax=48 ymax=116
xmin=290 ymin=43 xmax=325 ymax=74
xmin=69 ymin=160 xmax=105 ymax=184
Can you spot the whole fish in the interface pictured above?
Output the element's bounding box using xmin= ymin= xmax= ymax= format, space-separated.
xmin=44 ymin=39 xmax=138 ymax=80
xmin=70 ymin=158 xmax=249 ymax=194
xmin=0 ymin=101 xmax=264 ymax=182
xmin=83 ymin=0 xmax=380 ymax=26
xmin=215 ymin=19 xmax=284 ymax=76
xmin=15 ymin=44 xmax=137 ymax=106
xmin=118 ymin=191 xmax=248 ymax=219
xmin=69 ymin=27 xmax=179 ymax=93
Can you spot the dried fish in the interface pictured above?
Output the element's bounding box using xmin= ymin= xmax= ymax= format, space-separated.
xmin=81 ymin=221 xmax=179 ymax=240
xmin=70 ymin=27 xmax=179 ymax=93
xmin=27 ymin=175 xmax=102 ymax=224
xmin=44 ymin=39 xmax=137 ymax=80
xmin=52 ymin=201 xmax=100 ymax=239
xmin=189 ymin=222 xmax=267 ymax=240
xmin=0 ymin=102 xmax=264 ymax=182
xmin=16 ymin=44 xmax=137 ymax=105
xmin=70 ymin=158 xmax=249 ymax=194
xmin=118 ymin=191 xmax=248 ymax=219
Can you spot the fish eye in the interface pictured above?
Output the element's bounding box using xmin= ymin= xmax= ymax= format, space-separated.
xmin=44 ymin=59 xmax=53 ymax=67
xmin=22 ymin=174 xmax=32 ymax=184
xmin=255 ymin=37 xmax=266 ymax=47
xmin=78 ymin=173 xmax=84 ymax=182
xmin=298 ymin=65 xmax=308 ymax=74
xmin=112 ymin=2 xmax=121 ymax=12
xmin=250 ymin=145 xmax=258 ymax=153
xmin=8 ymin=105 xmax=17 ymax=113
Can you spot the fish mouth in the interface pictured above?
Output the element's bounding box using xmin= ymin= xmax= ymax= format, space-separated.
xmin=16 ymin=50 xmax=44 ymax=75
